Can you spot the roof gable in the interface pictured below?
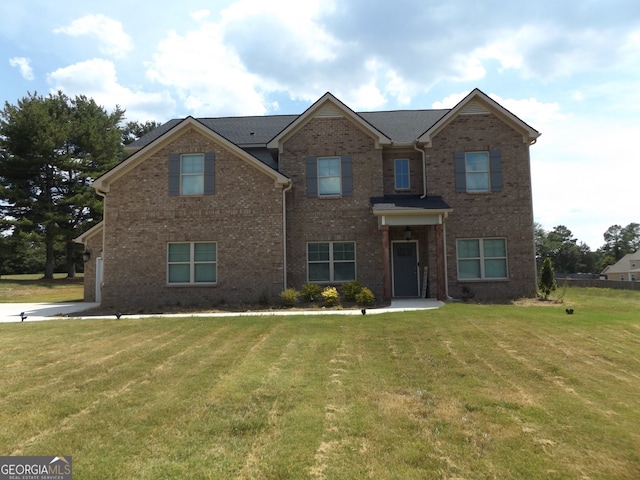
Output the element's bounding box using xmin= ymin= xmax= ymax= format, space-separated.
xmin=94 ymin=117 xmax=290 ymax=193
xmin=417 ymin=88 xmax=541 ymax=146
xmin=266 ymin=92 xmax=392 ymax=152
xmin=74 ymin=221 xmax=103 ymax=244
xmin=602 ymin=250 xmax=640 ymax=274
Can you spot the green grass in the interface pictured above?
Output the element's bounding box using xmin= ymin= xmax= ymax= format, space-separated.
xmin=1 ymin=287 xmax=639 ymax=479
xmin=0 ymin=273 xmax=84 ymax=302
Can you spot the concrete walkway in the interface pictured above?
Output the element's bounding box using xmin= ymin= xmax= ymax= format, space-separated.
xmin=0 ymin=298 xmax=443 ymax=323
xmin=0 ymin=302 xmax=100 ymax=323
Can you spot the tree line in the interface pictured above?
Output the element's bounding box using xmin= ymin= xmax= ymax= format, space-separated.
xmin=0 ymin=91 xmax=158 ymax=278
xmin=535 ymin=222 xmax=640 ymax=275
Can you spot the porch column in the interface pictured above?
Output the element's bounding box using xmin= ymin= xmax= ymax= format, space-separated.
xmin=435 ymin=224 xmax=447 ymax=301
xmin=381 ymin=225 xmax=391 ymax=301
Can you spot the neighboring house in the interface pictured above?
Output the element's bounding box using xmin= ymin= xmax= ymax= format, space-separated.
xmin=600 ymin=251 xmax=640 ymax=281
xmin=75 ymin=88 xmax=540 ymax=310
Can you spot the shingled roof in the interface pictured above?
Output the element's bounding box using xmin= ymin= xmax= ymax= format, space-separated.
xmin=126 ymin=109 xmax=449 ymax=151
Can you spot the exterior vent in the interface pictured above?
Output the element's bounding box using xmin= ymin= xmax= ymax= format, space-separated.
xmin=461 ymin=101 xmax=490 ymax=115
xmin=315 ymin=104 xmax=343 ymax=118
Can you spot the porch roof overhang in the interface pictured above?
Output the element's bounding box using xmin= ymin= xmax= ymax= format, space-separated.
xmin=370 ymin=195 xmax=452 ymax=227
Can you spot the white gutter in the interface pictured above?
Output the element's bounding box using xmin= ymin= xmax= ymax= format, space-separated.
xmin=282 ymin=180 xmax=293 ymax=290
xmin=96 ymin=189 xmax=107 ymax=257
xmin=413 ymin=143 xmax=427 ymax=198
xmin=443 ymin=220 xmax=449 ymax=299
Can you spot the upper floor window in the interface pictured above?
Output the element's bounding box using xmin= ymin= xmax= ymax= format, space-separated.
xmin=457 ymin=238 xmax=508 ymax=280
xmin=306 ymin=155 xmax=352 ymax=197
xmin=318 ymin=157 xmax=342 ymax=196
xmin=394 ymin=158 xmax=410 ymax=190
xmin=168 ymin=152 xmax=215 ymax=196
xmin=454 ymin=150 xmax=502 ymax=193
xmin=465 ymin=152 xmax=490 ymax=192
xmin=168 ymin=242 xmax=217 ymax=284
xmin=181 ymin=154 xmax=205 ymax=195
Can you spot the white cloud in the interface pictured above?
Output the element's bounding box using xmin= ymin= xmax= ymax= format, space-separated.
xmin=145 ymin=26 xmax=266 ymax=116
xmin=54 ymin=14 xmax=133 ymax=59
xmin=142 ymin=0 xmax=347 ymax=116
xmin=9 ymin=57 xmax=34 ymax=80
xmin=47 ymin=58 xmax=176 ymax=122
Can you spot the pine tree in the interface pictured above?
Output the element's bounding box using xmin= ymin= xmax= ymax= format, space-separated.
xmin=538 ymin=257 xmax=557 ymax=300
xmin=0 ymin=92 xmax=124 ymax=277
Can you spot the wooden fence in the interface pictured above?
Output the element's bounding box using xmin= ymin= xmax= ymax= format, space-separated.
xmin=559 ymin=279 xmax=640 ymax=291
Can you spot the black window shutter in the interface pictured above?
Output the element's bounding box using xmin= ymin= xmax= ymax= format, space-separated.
xmin=490 ymin=150 xmax=502 ymax=192
xmin=454 ymin=151 xmax=466 ymax=193
xmin=306 ymin=156 xmax=318 ymax=197
xmin=204 ymin=151 xmax=215 ymax=195
xmin=168 ymin=153 xmax=180 ymax=196
xmin=341 ymin=155 xmax=352 ymax=196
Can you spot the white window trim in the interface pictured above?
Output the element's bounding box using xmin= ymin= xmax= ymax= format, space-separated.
xmin=465 ymin=151 xmax=490 ymax=193
xmin=456 ymin=237 xmax=508 ymax=280
xmin=317 ymin=156 xmax=342 ymax=197
xmin=167 ymin=241 xmax=217 ymax=285
xmin=307 ymin=241 xmax=356 ymax=283
xmin=394 ymin=158 xmax=410 ymax=191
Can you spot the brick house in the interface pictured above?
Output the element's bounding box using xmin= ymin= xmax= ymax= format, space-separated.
xmin=75 ymin=88 xmax=540 ymax=310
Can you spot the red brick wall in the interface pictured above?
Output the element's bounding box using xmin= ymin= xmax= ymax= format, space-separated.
xmin=427 ymin=113 xmax=537 ymax=300
xmin=100 ymin=128 xmax=285 ymax=310
xmin=92 ymin=108 xmax=537 ymax=309
xmin=279 ymin=116 xmax=386 ymax=298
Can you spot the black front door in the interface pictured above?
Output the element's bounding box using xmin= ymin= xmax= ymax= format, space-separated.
xmin=392 ymin=242 xmax=419 ymax=297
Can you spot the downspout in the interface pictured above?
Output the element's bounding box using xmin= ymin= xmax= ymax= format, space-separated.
xmin=96 ymin=188 xmax=107 ymax=298
xmin=282 ymin=180 xmax=293 ymax=291
xmin=96 ymin=189 xmax=107 ymax=257
xmin=413 ymin=142 xmax=427 ymax=199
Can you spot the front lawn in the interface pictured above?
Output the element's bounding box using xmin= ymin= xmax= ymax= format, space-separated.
xmin=1 ymin=287 xmax=639 ymax=479
xmin=0 ymin=273 xmax=84 ymax=303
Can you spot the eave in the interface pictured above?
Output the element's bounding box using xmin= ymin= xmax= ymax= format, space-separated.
xmin=94 ymin=117 xmax=290 ymax=193
xmin=417 ymin=88 xmax=541 ymax=147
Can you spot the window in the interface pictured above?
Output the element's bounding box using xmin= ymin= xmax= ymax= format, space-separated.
xmin=457 ymin=238 xmax=507 ymax=280
xmin=465 ymin=152 xmax=490 ymax=192
xmin=306 ymin=156 xmax=352 ymax=197
xmin=317 ymin=157 xmax=342 ymax=196
xmin=168 ymin=242 xmax=217 ymax=284
xmin=454 ymin=150 xmax=502 ymax=193
xmin=307 ymin=242 xmax=356 ymax=282
xmin=394 ymin=159 xmax=410 ymax=190
xmin=168 ymin=152 xmax=215 ymax=196
xmin=181 ymin=154 xmax=204 ymax=195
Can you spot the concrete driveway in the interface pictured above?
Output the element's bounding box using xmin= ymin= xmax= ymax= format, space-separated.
xmin=0 ymin=302 xmax=100 ymax=323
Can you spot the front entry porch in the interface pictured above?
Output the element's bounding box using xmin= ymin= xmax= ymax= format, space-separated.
xmin=371 ymin=195 xmax=452 ymax=302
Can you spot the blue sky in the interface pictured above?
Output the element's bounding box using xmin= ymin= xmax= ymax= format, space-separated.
xmin=1 ymin=0 xmax=639 ymax=250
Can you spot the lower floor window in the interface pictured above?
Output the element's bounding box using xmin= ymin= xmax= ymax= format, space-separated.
xmin=307 ymin=241 xmax=356 ymax=282
xmin=457 ymin=238 xmax=507 ymax=279
xmin=168 ymin=242 xmax=217 ymax=284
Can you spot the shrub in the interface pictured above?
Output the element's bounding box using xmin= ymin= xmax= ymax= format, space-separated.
xmin=321 ymin=286 xmax=340 ymax=307
xmin=280 ymin=288 xmax=299 ymax=307
xmin=301 ymin=282 xmax=322 ymax=302
xmin=341 ymin=280 xmax=364 ymax=301
xmin=355 ymin=287 xmax=375 ymax=306
xmin=538 ymin=257 xmax=557 ymax=300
